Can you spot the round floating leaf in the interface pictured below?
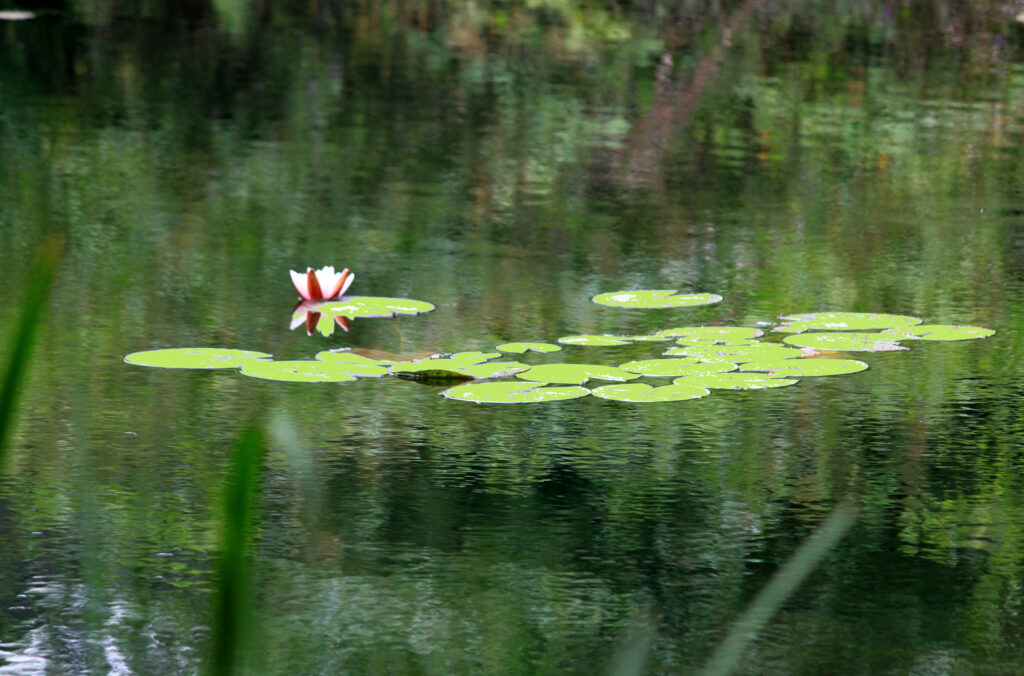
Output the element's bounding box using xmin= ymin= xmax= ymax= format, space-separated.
xmin=558 ymin=335 xmax=633 ymax=346
xmin=654 ymin=326 xmax=764 ymax=342
xmin=517 ymin=363 xmax=641 ymax=385
xmin=674 ymin=373 xmax=799 ymax=390
xmin=666 ymin=343 xmax=803 ymax=363
xmin=782 ymin=332 xmax=907 ymax=352
xmin=124 ymin=348 xmax=271 ymax=369
xmin=316 ymin=296 xmax=435 ymax=318
xmin=590 ymin=383 xmax=711 ymax=402
xmin=313 ymin=351 xmax=390 ymax=377
xmin=316 ymin=350 xmax=392 ymax=366
xmin=239 ymin=360 xmax=358 ymax=382
xmin=740 ymin=358 xmax=868 ymax=377
xmin=776 ymin=312 xmax=921 ymax=333
xmin=881 ymin=325 xmax=995 ymax=341
xmin=619 ymin=358 xmax=736 ymax=377
xmin=442 ymin=381 xmax=590 ymax=404
xmin=627 ymin=335 xmax=674 ymax=342
xmin=592 ymin=290 xmax=723 ymax=309
xmin=495 ymin=342 xmax=562 ymax=354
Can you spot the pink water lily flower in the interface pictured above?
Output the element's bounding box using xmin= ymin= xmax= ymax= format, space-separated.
xmin=290 ymin=266 xmax=354 ymax=301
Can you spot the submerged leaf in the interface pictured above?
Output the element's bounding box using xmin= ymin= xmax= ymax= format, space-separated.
xmin=517 ymin=363 xmax=641 ymax=385
xmin=592 ymin=290 xmax=723 ymax=309
xmin=881 ymin=325 xmax=995 ymax=341
xmin=316 ymin=296 xmax=435 ymax=318
xmin=619 ymin=358 xmax=737 ymax=377
xmin=442 ymin=381 xmax=590 ymax=403
xmin=590 ymin=383 xmax=711 ymax=402
xmin=654 ymin=326 xmax=764 ymax=342
xmin=776 ymin=312 xmax=921 ymax=334
xmin=782 ymin=333 xmax=907 ymax=352
xmin=124 ymin=348 xmax=272 ymax=369
xmin=558 ymin=335 xmax=633 ymax=346
xmin=740 ymin=358 xmax=868 ymax=377
xmin=666 ymin=343 xmax=802 ymax=363
xmin=495 ymin=342 xmax=562 ymax=354
xmin=673 ymin=373 xmax=798 ymax=390
xmin=239 ymin=360 xmax=358 ymax=382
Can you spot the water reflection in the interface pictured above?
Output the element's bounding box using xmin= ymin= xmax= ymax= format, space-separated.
xmin=290 ymin=299 xmax=352 ymax=337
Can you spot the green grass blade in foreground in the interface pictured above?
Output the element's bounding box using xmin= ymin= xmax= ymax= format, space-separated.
xmin=698 ymin=501 xmax=858 ymax=676
xmin=208 ymin=426 xmax=266 ymax=676
xmin=0 ymin=234 xmax=63 ymax=465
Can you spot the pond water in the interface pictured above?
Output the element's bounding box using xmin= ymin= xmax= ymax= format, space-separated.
xmin=2 ymin=3 xmax=1024 ymax=674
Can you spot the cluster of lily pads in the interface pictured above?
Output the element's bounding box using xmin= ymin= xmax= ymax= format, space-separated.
xmin=124 ymin=289 xmax=994 ymax=405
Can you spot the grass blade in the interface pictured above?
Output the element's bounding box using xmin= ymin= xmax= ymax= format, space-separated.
xmin=0 ymin=233 xmax=63 ymax=465
xmin=208 ymin=426 xmax=266 ymax=675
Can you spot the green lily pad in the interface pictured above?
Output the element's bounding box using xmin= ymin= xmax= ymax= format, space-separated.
xmin=442 ymin=381 xmax=590 ymax=404
xmin=316 ymin=296 xmax=435 ymax=318
xmin=516 ymin=363 xmax=641 ymax=385
xmin=619 ymin=358 xmax=737 ymax=377
xmin=124 ymin=348 xmax=272 ymax=369
xmin=740 ymin=358 xmax=868 ymax=377
xmin=239 ymin=360 xmax=358 ymax=382
xmin=495 ymin=342 xmax=563 ymax=354
xmin=776 ymin=312 xmax=921 ymax=333
xmin=592 ymin=290 xmax=723 ymax=309
xmin=654 ymin=326 xmax=764 ymax=342
xmin=782 ymin=332 xmax=907 ymax=352
xmin=673 ymin=373 xmax=799 ymax=390
xmin=558 ymin=335 xmax=633 ymax=346
xmin=590 ymin=383 xmax=711 ymax=402
xmin=313 ymin=351 xmax=391 ymax=377
xmin=881 ymin=325 xmax=995 ymax=341
xmin=316 ymin=350 xmax=392 ymax=366
xmin=666 ymin=343 xmax=803 ymax=362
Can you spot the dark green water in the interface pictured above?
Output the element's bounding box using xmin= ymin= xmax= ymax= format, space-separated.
xmin=2 ymin=3 xmax=1024 ymax=673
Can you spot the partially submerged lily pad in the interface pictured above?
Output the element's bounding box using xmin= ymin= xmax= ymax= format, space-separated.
xmin=313 ymin=351 xmax=391 ymax=377
xmin=619 ymin=358 xmax=737 ymax=377
xmin=881 ymin=325 xmax=995 ymax=341
xmin=316 ymin=296 xmax=435 ymax=318
xmin=239 ymin=360 xmax=358 ymax=382
xmin=666 ymin=343 xmax=803 ymax=363
xmin=592 ymin=290 xmax=723 ymax=309
xmin=654 ymin=326 xmax=764 ymax=342
xmin=442 ymin=381 xmax=590 ymax=404
xmin=782 ymin=332 xmax=907 ymax=352
xmin=673 ymin=373 xmax=799 ymax=390
xmin=495 ymin=342 xmax=563 ymax=354
xmin=558 ymin=335 xmax=633 ymax=346
xmin=590 ymin=383 xmax=711 ymax=402
xmin=389 ymin=352 xmax=523 ymax=380
xmin=740 ymin=358 xmax=868 ymax=377
xmin=124 ymin=348 xmax=271 ymax=369
xmin=516 ymin=363 xmax=640 ymax=385
xmin=776 ymin=312 xmax=922 ymax=333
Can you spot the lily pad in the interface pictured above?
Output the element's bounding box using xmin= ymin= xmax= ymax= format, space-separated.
xmin=516 ymin=363 xmax=641 ymax=385
xmin=313 ymin=351 xmax=391 ymax=377
xmin=666 ymin=343 xmax=803 ymax=363
xmin=619 ymin=358 xmax=737 ymax=377
xmin=124 ymin=348 xmax=272 ymax=369
xmin=558 ymin=335 xmax=633 ymax=346
xmin=494 ymin=342 xmax=563 ymax=354
xmin=881 ymin=325 xmax=995 ymax=341
xmin=442 ymin=381 xmax=590 ymax=404
xmin=316 ymin=296 xmax=435 ymax=318
xmin=740 ymin=358 xmax=868 ymax=377
xmin=673 ymin=373 xmax=799 ymax=390
xmin=590 ymin=383 xmax=711 ymax=402
xmin=776 ymin=312 xmax=921 ymax=333
xmin=389 ymin=352 xmax=515 ymax=379
xmin=654 ymin=326 xmax=764 ymax=342
xmin=239 ymin=360 xmax=358 ymax=382
xmin=592 ymin=290 xmax=723 ymax=309
xmin=782 ymin=332 xmax=907 ymax=352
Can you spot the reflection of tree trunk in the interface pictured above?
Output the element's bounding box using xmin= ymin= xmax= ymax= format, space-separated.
xmin=617 ymin=0 xmax=756 ymax=188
